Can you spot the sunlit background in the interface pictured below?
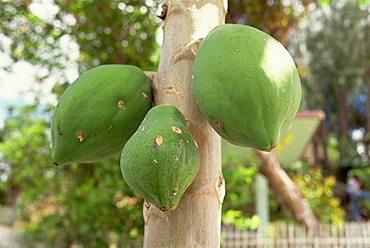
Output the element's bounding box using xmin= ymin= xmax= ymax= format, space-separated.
xmin=1 ymin=0 xmax=370 ymax=247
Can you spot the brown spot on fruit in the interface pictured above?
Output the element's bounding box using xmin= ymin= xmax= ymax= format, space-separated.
xmin=142 ymin=92 xmax=148 ymax=100
xmin=77 ymin=132 xmax=85 ymax=142
xmin=213 ymin=120 xmax=224 ymax=130
xmin=171 ymin=127 xmax=182 ymax=133
xmin=108 ymin=125 xmax=113 ymax=131
xmin=267 ymin=145 xmax=276 ymax=151
xmin=172 ymin=188 xmax=178 ymax=196
xmin=54 ymin=161 xmax=59 ymax=166
xmin=117 ymin=101 xmax=126 ymax=110
xmin=57 ymin=123 xmax=63 ymax=135
xmin=151 ymin=134 xmax=164 ymax=148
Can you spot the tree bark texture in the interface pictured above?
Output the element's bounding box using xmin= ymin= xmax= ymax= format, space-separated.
xmin=255 ymin=149 xmax=327 ymax=237
xmin=310 ymin=122 xmax=330 ymax=170
xmin=336 ymin=86 xmax=349 ymax=139
xmin=143 ymin=1 xmax=227 ymax=247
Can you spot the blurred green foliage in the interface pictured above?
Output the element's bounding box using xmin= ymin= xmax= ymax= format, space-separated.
xmin=222 ymin=151 xmax=259 ymax=212
xmin=0 ymin=107 xmax=144 ymax=247
xmin=227 ymin=0 xmax=315 ymax=45
xmin=296 ymin=0 xmax=370 ymax=169
xmin=0 ymin=0 xmax=161 ymax=85
xmin=350 ymin=167 xmax=370 ymax=189
xmin=291 ymin=167 xmax=346 ymax=225
xmin=0 ymin=106 xmax=51 ymax=206
xmin=347 ymin=167 xmax=370 ymax=219
xmin=0 ymin=0 xmax=367 ymax=246
xmin=222 ymin=210 xmax=261 ymax=230
xmin=222 ymin=152 xmax=346 ymax=227
xmin=221 ymin=151 xmax=262 ymax=230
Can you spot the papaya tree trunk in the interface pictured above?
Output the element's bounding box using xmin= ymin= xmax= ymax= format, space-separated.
xmin=143 ymin=0 xmax=227 ymax=247
xmin=255 ymin=149 xmax=327 ymax=237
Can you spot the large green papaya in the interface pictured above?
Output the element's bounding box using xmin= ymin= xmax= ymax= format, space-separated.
xmin=192 ymin=24 xmax=301 ymax=151
xmin=120 ymin=105 xmax=200 ymax=211
xmin=51 ymin=65 xmax=152 ymax=165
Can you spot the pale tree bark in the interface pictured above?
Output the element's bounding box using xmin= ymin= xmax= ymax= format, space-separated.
xmin=255 ymin=149 xmax=327 ymax=237
xmin=143 ymin=0 xmax=227 ymax=247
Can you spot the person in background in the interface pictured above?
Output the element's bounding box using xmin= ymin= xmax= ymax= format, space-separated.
xmin=347 ymin=175 xmax=370 ymax=221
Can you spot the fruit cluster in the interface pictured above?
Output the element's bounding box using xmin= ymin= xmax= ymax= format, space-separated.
xmin=51 ymin=24 xmax=301 ymax=211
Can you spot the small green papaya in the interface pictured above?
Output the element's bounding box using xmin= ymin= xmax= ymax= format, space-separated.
xmin=120 ymin=105 xmax=200 ymax=211
xmin=51 ymin=64 xmax=152 ymax=165
xmin=192 ymin=24 xmax=301 ymax=151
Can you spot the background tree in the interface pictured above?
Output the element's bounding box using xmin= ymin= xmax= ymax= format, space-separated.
xmin=1 ymin=0 xmax=364 ymax=246
xmin=0 ymin=0 xmax=160 ymax=83
xmin=0 ymin=106 xmax=50 ymax=207
xmin=222 ymin=152 xmax=346 ymax=226
xmin=297 ymin=0 xmax=370 ymax=170
xmin=227 ymin=0 xmax=316 ymax=46
xmin=0 ymin=111 xmax=145 ymax=247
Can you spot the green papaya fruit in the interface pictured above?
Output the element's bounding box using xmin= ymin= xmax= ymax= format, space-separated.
xmin=192 ymin=24 xmax=301 ymax=151
xmin=120 ymin=105 xmax=200 ymax=211
xmin=51 ymin=64 xmax=152 ymax=165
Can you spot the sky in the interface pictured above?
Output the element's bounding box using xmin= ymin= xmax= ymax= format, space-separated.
xmin=0 ymin=58 xmax=66 ymax=128
xmin=0 ymin=0 xmax=75 ymax=129
xmin=0 ymin=50 xmax=40 ymax=128
xmin=0 ymin=37 xmax=63 ymax=129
